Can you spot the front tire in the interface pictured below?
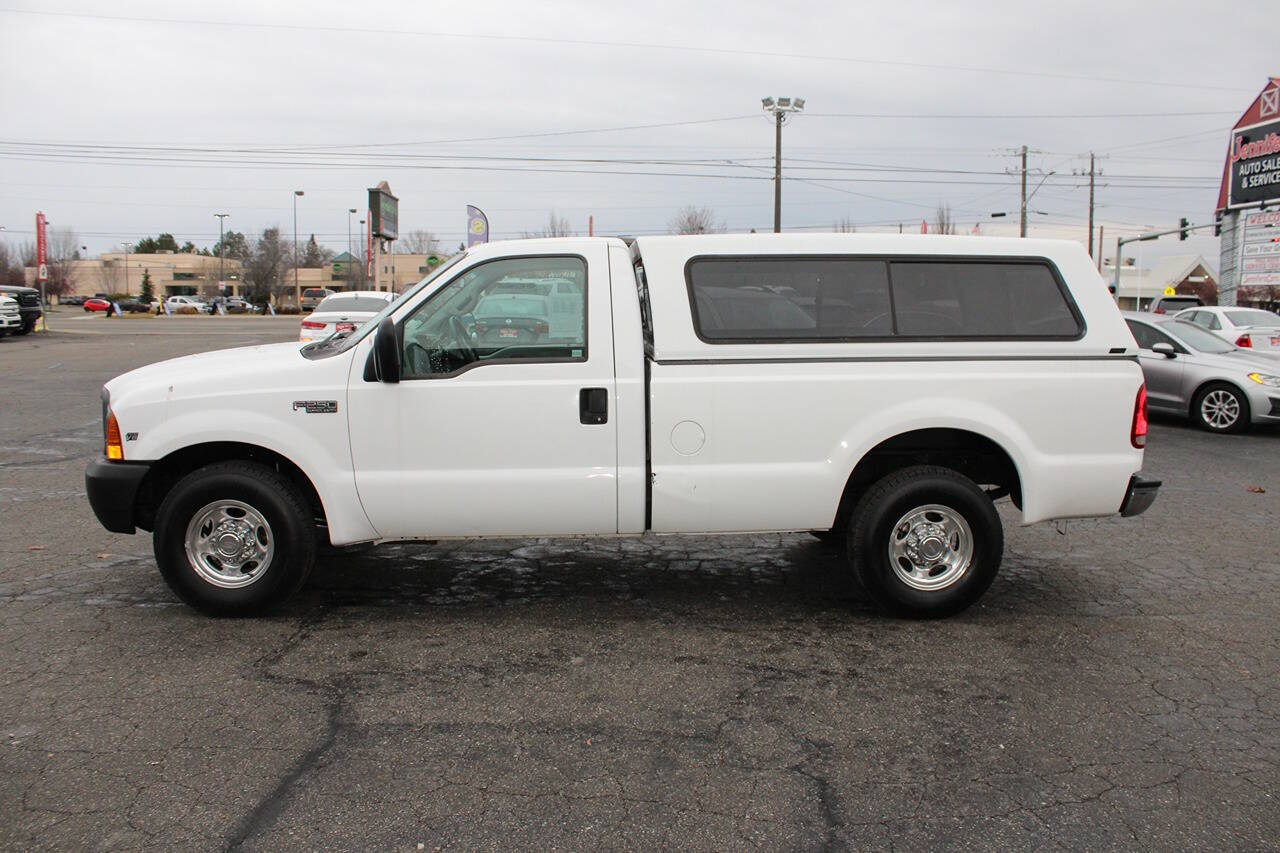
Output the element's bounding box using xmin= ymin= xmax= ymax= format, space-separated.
xmin=1191 ymin=382 xmax=1249 ymax=434
xmin=153 ymin=461 xmax=316 ymax=615
xmin=848 ymin=465 xmax=1003 ymax=618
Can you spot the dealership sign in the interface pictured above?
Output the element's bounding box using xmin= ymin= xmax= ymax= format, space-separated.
xmin=367 ymin=181 xmax=399 ymax=241
xmin=1218 ymin=77 xmax=1280 ymax=211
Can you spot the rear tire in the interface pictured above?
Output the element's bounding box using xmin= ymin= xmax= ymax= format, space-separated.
xmin=1191 ymin=382 xmax=1249 ymax=434
xmin=153 ymin=461 xmax=316 ymax=616
xmin=848 ymin=465 xmax=1002 ymax=618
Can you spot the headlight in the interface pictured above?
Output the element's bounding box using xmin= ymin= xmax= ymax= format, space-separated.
xmin=1247 ymin=372 xmax=1280 ymax=387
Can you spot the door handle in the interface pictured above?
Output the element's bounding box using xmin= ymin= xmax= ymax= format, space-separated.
xmin=579 ymin=387 xmax=608 ymax=425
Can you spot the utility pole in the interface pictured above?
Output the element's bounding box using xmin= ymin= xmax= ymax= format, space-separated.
xmin=761 ymin=97 xmax=805 ymax=233
xmin=1019 ymin=144 xmax=1028 ymax=238
xmin=214 ymin=213 xmax=228 ymax=295
xmin=292 ymin=190 xmax=304 ymax=306
xmin=1087 ymin=152 xmax=1096 ymax=259
xmin=347 ymin=208 xmax=357 ymax=288
xmin=1097 ymin=225 xmax=1104 ymax=272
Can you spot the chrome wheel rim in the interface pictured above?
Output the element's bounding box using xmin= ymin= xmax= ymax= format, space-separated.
xmin=1200 ymin=390 xmax=1240 ymax=430
xmin=184 ymin=499 xmax=274 ymax=589
xmin=888 ymin=504 xmax=974 ymax=591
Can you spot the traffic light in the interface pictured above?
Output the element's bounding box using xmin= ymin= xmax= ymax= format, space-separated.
xmin=1179 ymin=217 xmax=1189 ymax=240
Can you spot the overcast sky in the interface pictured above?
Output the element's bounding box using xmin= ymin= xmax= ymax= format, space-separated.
xmin=0 ymin=0 xmax=1273 ymax=269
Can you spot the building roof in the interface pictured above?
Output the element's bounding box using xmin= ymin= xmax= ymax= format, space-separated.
xmin=1102 ymin=253 xmax=1218 ymax=299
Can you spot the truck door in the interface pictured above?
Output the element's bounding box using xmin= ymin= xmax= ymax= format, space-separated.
xmin=346 ymin=246 xmax=618 ymax=539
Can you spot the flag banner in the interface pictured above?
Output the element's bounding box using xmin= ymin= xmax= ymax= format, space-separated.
xmin=163 ymin=300 xmax=172 ymax=316
xmin=920 ymin=219 xmax=928 ymax=234
xmin=267 ymin=303 xmax=276 ymax=316
xmin=35 ymin=212 xmax=48 ymax=282
xmin=467 ymin=205 xmax=489 ymax=247
xmin=216 ymin=301 xmax=226 ymax=316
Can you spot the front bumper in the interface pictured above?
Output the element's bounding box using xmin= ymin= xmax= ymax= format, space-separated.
xmin=0 ymin=314 xmax=19 ymax=330
xmin=1120 ymin=474 xmax=1161 ymax=517
xmin=85 ymin=457 xmax=151 ymax=533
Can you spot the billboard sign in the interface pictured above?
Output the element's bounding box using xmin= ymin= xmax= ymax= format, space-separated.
xmin=1218 ymin=77 xmax=1280 ymax=212
xmin=466 ymin=205 xmax=489 ymax=247
xmin=368 ymin=182 xmax=399 ymax=240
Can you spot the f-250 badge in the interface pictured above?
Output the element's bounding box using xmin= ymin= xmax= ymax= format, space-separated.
xmin=292 ymin=400 xmax=338 ymax=414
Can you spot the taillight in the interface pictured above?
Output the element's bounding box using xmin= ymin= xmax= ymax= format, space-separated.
xmin=301 ymin=320 xmax=326 ymax=330
xmin=105 ymin=411 xmax=124 ymax=460
xmin=1235 ymin=334 xmax=1252 ymax=348
xmin=336 ymin=322 xmax=355 ymax=334
xmin=1131 ymin=385 xmax=1148 ymax=449
xmin=1152 ymin=306 xmax=1165 ymax=314
xmin=533 ymin=321 xmax=550 ymax=335
xmin=474 ymin=321 xmax=488 ymax=334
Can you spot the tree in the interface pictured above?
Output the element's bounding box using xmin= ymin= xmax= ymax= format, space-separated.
xmin=139 ymin=269 xmax=154 ymax=304
xmin=833 ymin=217 xmax=857 ymax=233
xmin=133 ymin=233 xmax=179 ymax=254
xmin=669 ymin=206 xmax=722 ymax=235
xmin=0 ymin=242 xmax=25 ymax=287
xmin=211 ymin=230 xmax=251 ymax=264
xmin=302 ymin=234 xmax=332 ymax=268
xmin=43 ymin=227 xmax=81 ymax=299
xmin=525 ymin=211 xmax=572 ymax=238
xmin=933 ymin=204 xmax=956 ymax=235
xmin=179 ymin=240 xmax=197 ymax=254
xmin=400 ymin=229 xmax=440 ymax=254
xmin=243 ymin=227 xmax=286 ymax=307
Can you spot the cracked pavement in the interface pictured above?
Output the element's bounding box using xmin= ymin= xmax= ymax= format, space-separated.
xmin=1 ymin=325 xmax=1277 ymax=850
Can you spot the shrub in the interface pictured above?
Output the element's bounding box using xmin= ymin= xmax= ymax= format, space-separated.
xmin=275 ymin=304 xmax=301 ymax=315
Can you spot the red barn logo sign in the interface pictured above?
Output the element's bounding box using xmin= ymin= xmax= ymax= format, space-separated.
xmin=1219 ymin=77 xmax=1280 ymax=211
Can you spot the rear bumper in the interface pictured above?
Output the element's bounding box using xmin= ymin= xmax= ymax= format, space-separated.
xmin=85 ymin=458 xmax=151 ymax=534
xmin=1120 ymin=474 xmax=1161 ymax=518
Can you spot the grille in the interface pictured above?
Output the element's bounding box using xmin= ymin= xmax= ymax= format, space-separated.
xmin=18 ymin=293 xmax=39 ymax=307
xmin=1270 ymin=397 xmax=1280 ymax=417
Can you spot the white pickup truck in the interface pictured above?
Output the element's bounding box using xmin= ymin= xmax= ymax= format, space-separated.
xmin=86 ymin=234 xmax=1159 ymax=617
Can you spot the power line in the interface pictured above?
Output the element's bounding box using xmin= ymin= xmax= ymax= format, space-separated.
xmin=0 ymin=7 xmax=1255 ymax=93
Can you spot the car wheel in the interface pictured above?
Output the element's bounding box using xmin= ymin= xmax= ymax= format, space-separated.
xmin=15 ymin=322 xmax=32 ymax=336
xmin=848 ymin=465 xmax=1003 ymax=618
xmin=153 ymin=461 xmax=316 ymax=616
xmin=1191 ymin=382 xmax=1250 ymax=434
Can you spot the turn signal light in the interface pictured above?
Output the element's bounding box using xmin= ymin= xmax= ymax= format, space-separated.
xmin=1130 ymin=385 xmax=1148 ymax=449
xmin=1235 ymin=334 xmax=1252 ymax=348
xmin=105 ymin=412 xmax=124 ymax=460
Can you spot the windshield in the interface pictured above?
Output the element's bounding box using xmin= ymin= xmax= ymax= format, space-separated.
xmin=1159 ymin=320 xmax=1235 ymax=354
xmin=1225 ymin=309 xmax=1280 ymax=327
xmin=301 ymin=253 xmax=466 ymax=357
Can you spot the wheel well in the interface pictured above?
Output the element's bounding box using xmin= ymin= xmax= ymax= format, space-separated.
xmin=1188 ymin=379 xmax=1250 ymax=417
xmin=133 ymin=442 xmax=328 ymax=538
xmin=830 ymin=428 xmax=1022 ymax=532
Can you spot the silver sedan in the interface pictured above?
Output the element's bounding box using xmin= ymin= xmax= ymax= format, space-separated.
xmin=1123 ymin=313 xmax=1280 ymax=433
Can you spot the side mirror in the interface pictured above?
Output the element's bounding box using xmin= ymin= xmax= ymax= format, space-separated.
xmin=373 ymin=317 xmax=401 ymax=383
xmin=1152 ymin=342 xmax=1176 ymax=358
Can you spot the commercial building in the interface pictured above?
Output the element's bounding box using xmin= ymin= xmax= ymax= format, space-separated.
xmin=27 ymin=251 xmax=244 ymax=300
xmin=1101 ymin=254 xmax=1219 ymax=311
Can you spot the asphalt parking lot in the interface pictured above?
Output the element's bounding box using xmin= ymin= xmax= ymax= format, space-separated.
xmin=2 ymin=318 xmax=1277 ymax=851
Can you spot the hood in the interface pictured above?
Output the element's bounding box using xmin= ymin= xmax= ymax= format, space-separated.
xmin=105 ymin=341 xmax=308 ymax=403
xmin=1187 ymin=348 xmax=1280 ymax=372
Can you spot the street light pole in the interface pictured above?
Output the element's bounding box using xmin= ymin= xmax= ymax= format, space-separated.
xmin=761 ymin=97 xmax=805 ymax=233
xmin=214 ymin=213 xmax=228 ymax=296
xmin=293 ymin=191 xmax=304 ymax=306
xmin=347 ymin=208 xmax=357 ymax=288
xmin=123 ymin=242 xmax=133 ymax=297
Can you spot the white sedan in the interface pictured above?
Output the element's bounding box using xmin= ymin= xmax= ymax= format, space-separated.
xmin=299 ymin=291 xmax=395 ymax=342
xmin=1173 ymin=306 xmax=1280 ymax=353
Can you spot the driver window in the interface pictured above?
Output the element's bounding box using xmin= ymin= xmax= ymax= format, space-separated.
xmin=399 ymin=256 xmax=587 ymax=378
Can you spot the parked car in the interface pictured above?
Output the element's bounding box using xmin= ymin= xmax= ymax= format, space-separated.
xmin=224 ymin=296 xmax=258 ymax=314
xmin=86 ymin=235 xmax=1159 ymax=617
xmin=301 ymin=288 xmax=336 ymax=312
xmin=298 ymin=291 xmax=394 ymax=342
xmin=0 ymin=295 xmax=22 ymax=335
xmin=61 ymin=294 xmax=87 ymax=306
xmin=0 ymin=284 xmax=44 ymax=334
xmin=1124 ymin=312 xmax=1280 ymax=433
xmin=1149 ymin=294 xmax=1203 ymax=314
xmin=470 ymin=291 xmax=552 ymax=345
xmin=83 ymin=297 xmax=111 ymax=313
xmin=1172 ymin=305 xmax=1280 ymax=352
xmin=165 ymin=295 xmax=211 ymax=314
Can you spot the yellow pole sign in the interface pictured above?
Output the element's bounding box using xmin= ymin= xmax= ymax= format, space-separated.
xmin=1162 ymin=286 xmax=1177 ymax=297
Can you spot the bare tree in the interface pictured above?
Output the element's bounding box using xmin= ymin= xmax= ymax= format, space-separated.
xmin=400 ymin=229 xmax=440 ymax=254
xmin=524 ymin=211 xmax=572 ymax=238
xmin=933 ymin=204 xmax=956 ymax=235
xmin=97 ymin=259 xmax=124 ymax=295
xmin=669 ymin=206 xmax=723 ymax=235
xmin=833 ymin=217 xmax=857 ymax=233
xmin=243 ymin=227 xmax=287 ymax=307
xmin=0 ymin=242 xmax=25 ymax=287
xmin=43 ymin=227 xmax=81 ymax=299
